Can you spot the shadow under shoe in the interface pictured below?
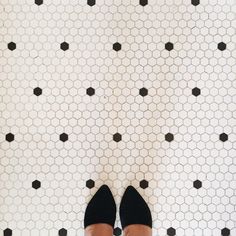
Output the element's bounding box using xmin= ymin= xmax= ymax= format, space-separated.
xmin=119 ymin=185 xmax=152 ymax=230
xmin=84 ymin=184 xmax=116 ymax=229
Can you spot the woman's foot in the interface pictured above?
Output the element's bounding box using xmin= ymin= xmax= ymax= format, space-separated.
xmin=119 ymin=186 xmax=152 ymax=233
xmin=85 ymin=223 xmax=113 ymax=236
xmin=84 ymin=185 xmax=116 ymax=230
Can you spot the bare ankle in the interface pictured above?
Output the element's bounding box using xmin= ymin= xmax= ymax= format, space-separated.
xmin=85 ymin=223 xmax=113 ymax=236
xmin=124 ymin=224 xmax=152 ymax=236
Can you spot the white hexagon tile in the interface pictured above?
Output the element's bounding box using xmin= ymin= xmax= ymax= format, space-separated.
xmin=0 ymin=0 xmax=235 ymax=236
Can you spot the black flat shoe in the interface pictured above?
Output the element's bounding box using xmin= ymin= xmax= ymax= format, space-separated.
xmin=119 ymin=185 xmax=152 ymax=230
xmin=84 ymin=184 xmax=116 ymax=229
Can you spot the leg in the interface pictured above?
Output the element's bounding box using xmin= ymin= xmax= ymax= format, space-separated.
xmin=123 ymin=224 xmax=152 ymax=236
xmin=85 ymin=223 xmax=113 ymax=236
xmin=84 ymin=185 xmax=116 ymax=236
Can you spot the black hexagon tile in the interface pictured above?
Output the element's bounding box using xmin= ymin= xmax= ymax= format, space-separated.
xmin=192 ymin=87 xmax=201 ymax=96
xmin=218 ymin=42 xmax=227 ymax=51
xmin=221 ymin=228 xmax=231 ymax=236
xmin=165 ymin=133 xmax=174 ymax=142
xmin=3 ymin=228 xmax=12 ymax=236
xmin=59 ymin=228 xmax=67 ymax=236
xmin=139 ymin=87 xmax=148 ymax=97
xmin=86 ymin=87 xmax=95 ymax=96
xmin=113 ymin=133 xmax=122 ymax=142
xmin=113 ymin=227 xmax=122 ymax=236
xmin=5 ymin=133 xmax=14 ymax=142
xmin=139 ymin=0 xmax=148 ymax=6
xmin=32 ymin=180 xmax=41 ymax=189
xmin=167 ymin=227 xmax=176 ymax=236
xmin=140 ymin=179 xmax=149 ymax=189
xmin=191 ymin=0 xmax=200 ymax=6
xmin=87 ymin=0 xmax=96 ymax=6
xmin=113 ymin=42 xmax=122 ymax=51
xmin=193 ymin=180 xmax=202 ymax=189
xmin=8 ymin=42 xmax=16 ymax=51
xmin=165 ymin=42 xmax=174 ymax=51
xmin=60 ymin=133 xmax=68 ymax=142
xmin=86 ymin=179 xmax=95 ymax=189
xmin=35 ymin=0 xmax=43 ymax=5
xmin=33 ymin=87 xmax=42 ymax=96
xmin=220 ymin=133 xmax=228 ymax=142
xmin=60 ymin=42 xmax=69 ymax=51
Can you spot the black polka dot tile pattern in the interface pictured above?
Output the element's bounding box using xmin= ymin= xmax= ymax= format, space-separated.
xmin=32 ymin=180 xmax=41 ymax=189
xmin=165 ymin=133 xmax=174 ymax=142
xmin=193 ymin=180 xmax=202 ymax=189
xmin=59 ymin=133 xmax=68 ymax=142
xmin=221 ymin=228 xmax=231 ymax=236
xmin=191 ymin=0 xmax=200 ymax=6
xmin=139 ymin=0 xmax=148 ymax=7
xmin=7 ymin=42 xmax=16 ymax=51
xmin=60 ymin=42 xmax=69 ymax=51
xmin=3 ymin=228 xmax=12 ymax=236
xmin=113 ymin=227 xmax=122 ymax=236
xmin=86 ymin=87 xmax=95 ymax=96
xmin=113 ymin=42 xmax=122 ymax=51
xmin=218 ymin=42 xmax=227 ymax=51
xmin=5 ymin=133 xmax=14 ymax=142
xmin=192 ymin=87 xmax=201 ymax=96
xmin=220 ymin=133 xmax=228 ymax=142
xmin=33 ymin=87 xmax=42 ymax=96
xmin=0 ymin=0 xmax=235 ymax=236
xmin=167 ymin=227 xmax=176 ymax=236
xmin=87 ymin=0 xmax=96 ymax=7
xmin=113 ymin=133 xmax=122 ymax=142
xmin=165 ymin=42 xmax=174 ymax=51
xmin=58 ymin=228 xmax=67 ymax=236
xmin=35 ymin=0 xmax=43 ymax=6
xmin=86 ymin=179 xmax=95 ymax=189
xmin=140 ymin=180 xmax=149 ymax=189
xmin=139 ymin=87 xmax=148 ymax=96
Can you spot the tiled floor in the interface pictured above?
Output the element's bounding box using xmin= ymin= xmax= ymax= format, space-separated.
xmin=0 ymin=0 xmax=235 ymax=236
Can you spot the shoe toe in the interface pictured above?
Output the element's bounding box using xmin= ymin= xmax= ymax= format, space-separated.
xmin=119 ymin=185 xmax=152 ymax=229
xmin=84 ymin=184 xmax=116 ymax=229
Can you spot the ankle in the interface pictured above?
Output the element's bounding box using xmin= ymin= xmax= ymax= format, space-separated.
xmin=85 ymin=223 xmax=113 ymax=236
xmin=123 ymin=224 xmax=152 ymax=236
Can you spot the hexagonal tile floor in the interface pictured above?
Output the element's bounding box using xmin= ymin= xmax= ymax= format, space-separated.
xmin=0 ymin=1 xmax=235 ymax=236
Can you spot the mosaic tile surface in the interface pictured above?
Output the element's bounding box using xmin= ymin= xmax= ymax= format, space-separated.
xmin=0 ymin=0 xmax=235 ymax=235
